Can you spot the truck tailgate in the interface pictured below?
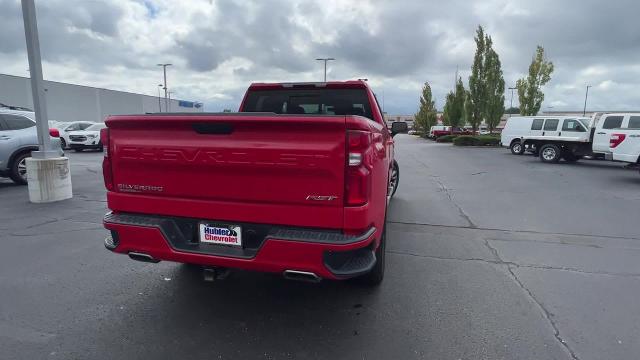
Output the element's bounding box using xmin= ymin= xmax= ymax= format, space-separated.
xmin=105 ymin=114 xmax=346 ymax=229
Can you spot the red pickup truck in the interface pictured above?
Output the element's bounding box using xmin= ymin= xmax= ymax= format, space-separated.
xmin=102 ymin=80 xmax=406 ymax=285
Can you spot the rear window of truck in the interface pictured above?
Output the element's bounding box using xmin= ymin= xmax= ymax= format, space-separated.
xmin=242 ymin=88 xmax=374 ymax=120
xmin=628 ymin=116 xmax=640 ymax=129
xmin=602 ymin=116 xmax=623 ymax=129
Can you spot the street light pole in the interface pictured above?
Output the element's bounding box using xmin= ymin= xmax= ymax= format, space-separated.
xmin=315 ymin=58 xmax=335 ymax=82
xmin=157 ymin=84 xmax=163 ymax=112
xmin=157 ymin=63 xmax=172 ymax=112
xmin=20 ymin=0 xmax=72 ymax=202
xmin=583 ymin=85 xmax=592 ymax=116
xmin=168 ymin=91 xmax=173 ymax=112
xmin=21 ymin=0 xmax=54 ymax=157
xmin=508 ymin=86 xmax=517 ymax=118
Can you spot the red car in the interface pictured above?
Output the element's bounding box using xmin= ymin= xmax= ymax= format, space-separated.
xmin=430 ymin=126 xmax=472 ymax=138
xmin=102 ymin=80 xmax=406 ymax=285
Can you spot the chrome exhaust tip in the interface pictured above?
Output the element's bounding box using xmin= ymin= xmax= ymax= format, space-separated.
xmin=283 ymin=270 xmax=322 ymax=283
xmin=128 ymin=252 xmax=160 ymax=263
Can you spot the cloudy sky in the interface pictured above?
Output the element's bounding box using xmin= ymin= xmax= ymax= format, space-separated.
xmin=0 ymin=0 xmax=638 ymax=114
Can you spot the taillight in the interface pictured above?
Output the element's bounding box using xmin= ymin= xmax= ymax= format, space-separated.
xmin=49 ymin=128 xmax=60 ymax=137
xmin=610 ymin=133 xmax=626 ymax=148
xmin=101 ymin=128 xmax=114 ymax=191
xmin=345 ymin=130 xmax=372 ymax=206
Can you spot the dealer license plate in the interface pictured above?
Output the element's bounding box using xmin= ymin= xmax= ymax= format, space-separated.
xmin=199 ymin=224 xmax=242 ymax=247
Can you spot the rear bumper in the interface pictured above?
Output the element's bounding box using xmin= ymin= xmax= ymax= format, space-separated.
xmin=103 ymin=212 xmax=378 ymax=280
xmin=70 ymin=143 xmax=101 ymax=150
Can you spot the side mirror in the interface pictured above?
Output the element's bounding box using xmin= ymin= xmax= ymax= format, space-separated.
xmin=391 ymin=121 xmax=408 ymax=137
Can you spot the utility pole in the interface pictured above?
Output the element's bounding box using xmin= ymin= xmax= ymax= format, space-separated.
xmin=168 ymin=91 xmax=174 ymax=112
xmin=157 ymin=63 xmax=172 ymax=112
xmin=508 ymin=86 xmax=517 ymax=117
xmin=583 ymin=85 xmax=592 ymax=116
xmin=315 ymin=58 xmax=335 ymax=82
xmin=22 ymin=0 xmax=54 ymax=157
xmin=21 ymin=0 xmax=72 ymax=202
xmin=157 ymin=84 xmax=163 ymax=112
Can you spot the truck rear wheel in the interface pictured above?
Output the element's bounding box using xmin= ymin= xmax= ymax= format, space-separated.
xmin=510 ymin=140 xmax=524 ymax=155
xmin=539 ymin=144 xmax=561 ymax=163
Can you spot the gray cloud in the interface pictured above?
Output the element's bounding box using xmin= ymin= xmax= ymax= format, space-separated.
xmin=0 ymin=0 xmax=638 ymax=112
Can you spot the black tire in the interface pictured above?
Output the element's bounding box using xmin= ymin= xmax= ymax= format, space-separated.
xmin=510 ymin=140 xmax=525 ymax=155
xmin=60 ymin=138 xmax=67 ymax=149
xmin=563 ymin=152 xmax=582 ymax=163
xmin=74 ymin=148 xmax=83 ymax=152
xmin=388 ymin=161 xmax=399 ymax=198
xmin=355 ymin=221 xmax=386 ymax=286
xmin=9 ymin=151 xmax=30 ymax=185
xmin=539 ymin=144 xmax=561 ymax=163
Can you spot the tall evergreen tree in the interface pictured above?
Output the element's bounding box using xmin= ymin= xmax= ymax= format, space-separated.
xmin=452 ymin=77 xmax=466 ymax=126
xmin=414 ymin=81 xmax=437 ymax=135
xmin=463 ymin=90 xmax=473 ymax=127
xmin=443 ymin=91 xmax=463 ymax=131
xmin=483 ymin=37 xmax=505 ymax=133
xmin=517 ymin=46 xmax=554 ymax=116
xmin=468 ymin=26 xmax=486 ymax=132
xmin=442 ymin=92 xmax=453 ymax=126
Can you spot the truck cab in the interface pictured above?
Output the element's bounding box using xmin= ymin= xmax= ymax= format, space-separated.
xmin=592 ymin=113 xmax=640 ymax=155
xmin=609 ymin=115 xmax=640 ymax=166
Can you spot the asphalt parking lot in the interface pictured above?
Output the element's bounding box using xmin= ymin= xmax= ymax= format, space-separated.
xmin=1 ymin=135 xmax=639 ymax=360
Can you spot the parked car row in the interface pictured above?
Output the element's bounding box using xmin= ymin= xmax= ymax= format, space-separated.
xmin=0 ymin=108 xmax=105 ymax=184
xmin=501 ymin=113 xmax=640 ymax=175
xmin=0 ymin=109 xmax=64 ymax=184
xmin=428 ymin=125 xmax=473 ymax=138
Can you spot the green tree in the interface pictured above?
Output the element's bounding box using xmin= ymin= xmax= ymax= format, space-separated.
xmin=468 ymin=26 xmax=486 ymax=132
xmin=452 ymin=77 xmax=466 ymax=127
xmin=414 ymin=81 xmax=438 ymax=135
xmin=483 ymin=38 xmax=505 ymax=133
xmin=442 ymin=77 xmax=466 ymax=131
xmin=442 ymin=90 xmax=464 ymax=132
xmin=516 ymin=46 xmax=554 ymax=115
xmin=442 ymin=92 xmax=453 ymax=126
xmin=463 ymin=90 xmax=473 ymax=127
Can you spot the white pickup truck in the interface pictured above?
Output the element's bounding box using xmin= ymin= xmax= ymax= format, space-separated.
xmin=609 ymin=119 xmax=640 ymax=173
xmin=518 ymin=113 xmax=640 ymax=163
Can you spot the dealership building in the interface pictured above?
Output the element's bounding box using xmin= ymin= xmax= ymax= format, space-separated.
xmin=0 ymin=73 xmax=202 ymax=123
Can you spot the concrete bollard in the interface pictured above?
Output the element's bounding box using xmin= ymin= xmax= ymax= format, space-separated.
xmin=26 ymin=157 xmax=73 ymax=203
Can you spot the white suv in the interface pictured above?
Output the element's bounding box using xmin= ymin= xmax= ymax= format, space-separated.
xmin=56 ymin=121 xmax=95 ymax=149
xmin=68 ymin=123 xmax=106 ymax=152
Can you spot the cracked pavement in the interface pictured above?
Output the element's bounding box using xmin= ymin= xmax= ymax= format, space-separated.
xmin=1 ymin=136 xmax=640 ymax=360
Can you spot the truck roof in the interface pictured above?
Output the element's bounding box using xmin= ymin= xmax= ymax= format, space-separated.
xmin=247 ymin=80 xmax=369 ymax=91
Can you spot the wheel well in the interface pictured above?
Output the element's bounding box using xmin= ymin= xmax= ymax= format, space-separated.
xmin=510 ymin=139 xmax=521 ymax=146
xmin=8 ymin=147 xmax=37 ymax=168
